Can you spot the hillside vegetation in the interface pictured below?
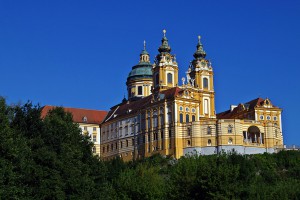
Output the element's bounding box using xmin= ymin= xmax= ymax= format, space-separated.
xmin=1 ymin=98 xmax=300 ymax=199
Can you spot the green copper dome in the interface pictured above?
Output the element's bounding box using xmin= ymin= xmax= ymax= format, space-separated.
xmin=127 ymin=63 xmax=153 ymax=81
xmin=127 ymin=41 xmax=153 ymax=82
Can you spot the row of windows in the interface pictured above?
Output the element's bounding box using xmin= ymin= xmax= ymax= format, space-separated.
xmin=185 ymin=138 xmax=233 ymax=147
xmin=205 ymin=125 xmax=233 ymax=135
xmin=179 ymin=106 xmax=196 ymax=113
xmin=148 ymin=142 xmax=172 ymax=153
xmin=83 ymin=126 xmax=97 ymax=131
xmin=103 ymin=139 xmax=134 ymax=153
xmin=259 ymin=115 xmax=278 ymax=121
xmin=155 ymin=73 xmax=209 ymax=89
xmin=155 ymin=73 xmax=174 ymax=86
xmin=82 ymin=130 xmax=98 ymax=142
xmin=179 ymin=114 xmax=196 ymax=123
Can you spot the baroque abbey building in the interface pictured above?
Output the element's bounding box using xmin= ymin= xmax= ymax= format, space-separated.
xmin=100 ymin=30 xmax=284 ymax=161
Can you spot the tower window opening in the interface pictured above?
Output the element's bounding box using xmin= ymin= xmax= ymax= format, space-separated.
xmin=204 ymin=99 xmax=209 ymax=114
xmin=203 ymin=77 xmax=208 ymax=89
xmin=138 ymin=86 xmax=143 ymax=95
xmin=167 ymin=73 xmax=173 ymax=84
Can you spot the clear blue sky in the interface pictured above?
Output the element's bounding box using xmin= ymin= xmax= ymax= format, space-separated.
xmin=1 ymin=0 xmax=300 ymax=145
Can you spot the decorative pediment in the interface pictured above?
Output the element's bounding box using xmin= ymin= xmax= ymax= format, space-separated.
xmin=261 ymin=98 xmax=273 ymax=108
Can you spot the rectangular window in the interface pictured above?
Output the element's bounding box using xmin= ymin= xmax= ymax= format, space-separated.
xmin=93 ymin=134 xmax=97 ymax=142
xmin=168 ymin=113 xmax=172 ymax=124
xmin=243 ymin=131 xmax=247 ymax=140
xmin=138 ymin=86 xmax=143 ymax=95
xmin=204 ymin=99 xmax=209 ymax=114
xmin=84 ymin=126 xmax=87 ymax=131
xmin=153 ymin=116 xmax=158 ymax=127
xmin=160 ymin=115 xmax=164 ymax=126
xmin=147 ymin=118 xmax=151 ymax=129
xmin=180 ymin=114 xmax=183 ymax=123
xmin=93 ymin=127 xmax=97 ymax=131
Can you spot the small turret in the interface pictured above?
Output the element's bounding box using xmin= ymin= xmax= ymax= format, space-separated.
xmin=193 ymin=35 xmax=206 ymax=59
xmin=126 ymin=41 xmax=153 ymax=100
xmin=139 ymin=40 xmax=150 ymax=63
xmin=158 ymin=29 xmax=171 ymax=53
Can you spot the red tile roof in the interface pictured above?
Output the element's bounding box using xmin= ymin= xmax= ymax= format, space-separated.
xmin=41 ymin=105 xmax=108 ymax=124
xmin=217 ymin=97 xmax=272 ymax=119
xmin=103 ymin=87 xmax=182 ymax=123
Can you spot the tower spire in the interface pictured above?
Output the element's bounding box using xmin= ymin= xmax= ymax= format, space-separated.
xmin=158 ymin=29 xmax=171 ymax=53
xmin=140 ymin=40 xmax=150 ymax=63
xmin=193 ymin=35 xmax=206 ymax=59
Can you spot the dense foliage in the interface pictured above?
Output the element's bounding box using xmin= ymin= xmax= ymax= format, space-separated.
xmin=1 ymin=97 xmax=300 ymax=199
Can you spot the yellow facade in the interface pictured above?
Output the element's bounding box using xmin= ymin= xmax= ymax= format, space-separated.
xmin=100 ymin=31 xmax=284 ymax=161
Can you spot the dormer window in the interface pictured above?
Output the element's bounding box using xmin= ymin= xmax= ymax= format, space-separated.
xmin=83 ymin=116 xmax=87 ymax=122
xmin=266 ymin=100 xmax=269 ymax=105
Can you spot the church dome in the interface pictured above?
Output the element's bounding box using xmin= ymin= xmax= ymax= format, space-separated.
xmin=127 ymin=63 xmax=152 ymax=81
xmin=127 ymin=41 xmax=153 ymax=82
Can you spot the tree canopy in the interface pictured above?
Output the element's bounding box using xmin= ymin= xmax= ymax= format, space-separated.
xmin=1 ymin=97 xmax=300 ymax=199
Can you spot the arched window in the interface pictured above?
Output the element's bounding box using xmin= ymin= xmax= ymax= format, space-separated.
xmin=179 ymin=113 xmax=183 ymax=123
xmin=228 ymin=125 xmax=233 ymax=133
xmin=207 ymin=139 xmax=212 ymax=146
xmin=192 ymin=115 xmax=196 ymax=122
xmin=186 ymin=114 xmax=189 ymax=123
xmin=187 ymin=128 xmax=191 ymax=136
xmin=187 ymin=140 xmax=191 ymax=146
xmin=228 ymin=138 xmax=233 ymax=144
xmin=167 ymin=73 xmax=173 ymax=84
xmin=203 ymin=77 xmax=208 ymax=89
xmin=207 ymin=126 xmax=211 ymax=135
